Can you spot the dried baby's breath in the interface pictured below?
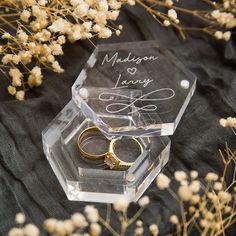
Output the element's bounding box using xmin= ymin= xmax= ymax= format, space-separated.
xmin=138 ymin=195 xmax=150 ymax=207
xmin=136 ymin=0 xmax=235 ymax=41
xmin=113 ymin=197 xmax=129 ymax=212
xmin=220 ymin=117 xmax=236 ymax=129
xmin=1 ymin=0 xmax=235 ymax=100
xmin=174 ymin=170 xmax=187 ymax=182
xmin=71 ymin=212 xmax=88 ymax=228
xmin=7 ymin=150 xmax=236 ymax=236
xmin=15 ymin=213 xmax=26 ymax=225
xmin=7 ymin=121 xmax=236 ymax=235
xmin=156 ymin=172 xmax=170 ymax=189
xmin=90 ymin=222 xmax=101 ymax=236
xmin=44 ymin=218 xmax=57 ymax=233
xmin=84 ymin=205 xmax=99 ymax=223
xmin=149 ymin=224 xmax=159 ymax=236
xmin=169 ymin=215 xmax=179 ymax=224
xmin=23 ymin=224 xmax=40 ymax=236
xmin=0 ymin=0 xmax=132 ymax=100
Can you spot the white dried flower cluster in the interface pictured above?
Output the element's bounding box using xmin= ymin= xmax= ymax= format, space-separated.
xmin=220 ymin=117 xmax=236 ymax=129
xmin=205 ymin=172 xmax=218 ymax=182
xmin=157 ymin=171 xmax=202 ymax=204
xmin=44 ymin=217 xmax=81 ymax=235
xmin=8 ymin=163 xmax=236 ymax=236
xmin=44 ymin=211 xmax=98 ymax=235
xmin=198 ymin=187 xmax=235 ymax=229
xmin=166 ymin=166 xmax=236 ymax=235
xmin=167 ymin=9 xmax=179 ymax=24
xmin=138 ymin=0 xmax=236 ymax=42
xmin=190 ymin=170 xmax=198 ymax=179
xmin=213 ymin=181 xmax=223 ymax=191
xmin=156 ymin=173 xmax=170 ymax=189
xmin=1 ymin=0 xmax=133 ymax=100
xmin=174 ymin=171 xmax=187 ymax=182
xmin=24 ymin=224 xmax=40 ymax=236
xmin=138 ymin=195 xmax=150 ymax=207
xmin=174 ymin=172 xmax=200 ymax=202
xmin=90 ymin=222 xmax=101 ymax=236
xmin=163 ymin=20 xmax=170 ymax=27
xmin=71 ymin=213 xmax=88 ymax=228
xmin=178 ymin=185 xmax=193 ymax=201
xmin=189 ymin=180 xmax=200 ymax=193
xmin=84 ymin=205 xmax=99 ymax=223
xmin=9 ymin=213 xmax=40 ymax=236
xmin=44 ymin=214 xmax=93 ymax=235
xmin=134 ymin=225 xmax=144 ymax=236
xmin=149 ymin=224 xmax=159 ymax=236
xmin=113 ymin=197 xmax=130 ymax=212
xmin=211 ymin=10 xmax=236 ymax=29
xmin=210 ymin=8 xmax=235 ymax=41
xmin=226 ymin=2 xmax=236 ymax=17
xmin=169 ymin=214 xmax=179 ymax=224
xmin=161 ymin=7 xmax=179 ymax=27
xmin=9 ymin=223 xmax=40 ymax=236
xmin=8 ymin=227 xmax=23 ymax=236
xmin=15 ymin=213 xmax=26 ymax=225
xmin=214 ymin=30 xmax=231 ymax=41
xmin=165 ymin=0 xmax=173 ymax=7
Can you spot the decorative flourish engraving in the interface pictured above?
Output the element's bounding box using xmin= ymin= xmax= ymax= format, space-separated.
xmin=99 ymin=89 xmax=175 ymax=114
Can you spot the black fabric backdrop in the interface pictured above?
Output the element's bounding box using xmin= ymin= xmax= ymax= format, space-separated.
xmin=0 ymin=1 xmax=236 ymax=235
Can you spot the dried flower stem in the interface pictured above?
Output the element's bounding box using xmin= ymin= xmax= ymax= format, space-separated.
xmin=99 ymin=216 xmax=120 ymax=236
xmin=179 ymin=200 xmax=187 ymax=236
xmin=127 ymin=206 xmax=145 ymax=226
xmin=106 ymin=204 xmax=111 ymax=224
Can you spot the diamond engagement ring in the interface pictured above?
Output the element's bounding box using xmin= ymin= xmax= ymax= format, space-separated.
xmin=77 ymin=126 xmax=143 ymax=169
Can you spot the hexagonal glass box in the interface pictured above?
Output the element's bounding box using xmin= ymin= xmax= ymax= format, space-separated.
xmin=72 ymin=41 xmax=196 ymax=137
xmin=42 ymin=100 xmax=170 ymax=203
xmin=42 ymin=41 xmax=196 ymax=203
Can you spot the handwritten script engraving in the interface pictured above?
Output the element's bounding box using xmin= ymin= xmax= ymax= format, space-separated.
xmin=101 ymin=52 xmax=158 ymax=67
xmin=99 ymin=50 xmax=175 ymax=116
xmin=113 ymin=74 xmax=153 ymax=89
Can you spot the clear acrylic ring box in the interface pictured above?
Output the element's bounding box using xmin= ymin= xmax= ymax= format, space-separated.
xmin=42 ymin=100 xmax=170 ymax=203
xmin=42 ymin=41 xmax=196 ymax=203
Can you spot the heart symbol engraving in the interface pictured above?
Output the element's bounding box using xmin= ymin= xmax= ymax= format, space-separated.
xmin=127 ymin=67 xmax=137 ymax=75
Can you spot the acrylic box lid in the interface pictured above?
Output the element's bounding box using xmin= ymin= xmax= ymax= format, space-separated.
xmin=72 ymin=41 xmax=196 ymax=138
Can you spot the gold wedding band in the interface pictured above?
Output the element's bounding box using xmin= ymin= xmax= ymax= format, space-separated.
xmin=77 ymin=126 xmax=143 ymax=169
xmin=77 ymin=126 xmax=107 ymax=160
